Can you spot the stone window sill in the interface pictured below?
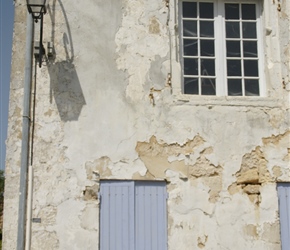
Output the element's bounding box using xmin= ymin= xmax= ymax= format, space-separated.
xmin=172 ymin=94 xmax=282 ymax=108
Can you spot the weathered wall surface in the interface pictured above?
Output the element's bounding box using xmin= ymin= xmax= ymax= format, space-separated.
xmin=2 ymin=1 xmax=27 ymax=249
xmin=3 ymin=0 xmax=290 ymax=249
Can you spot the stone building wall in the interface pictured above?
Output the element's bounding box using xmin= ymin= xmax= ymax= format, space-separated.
xmin=3 ymin=0 xmax=289 ymax=249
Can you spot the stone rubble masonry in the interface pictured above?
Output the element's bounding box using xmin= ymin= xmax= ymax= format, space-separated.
xmin=2 ymin=0 xmax=290 ymax=249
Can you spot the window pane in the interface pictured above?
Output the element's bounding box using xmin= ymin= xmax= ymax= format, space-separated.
xmin=201 ymin=78 xmax=216 ymax=95
xmin=225 ymin=4 xmax=239 ymax=20
xmin=228 ymin=79 xmax=242 ymax=96
xmin=184 ymin=39 xmax=198 ymax=56
xmin=242 ymin=4 xmax=256 ymax=20
xmin=245 ymin=79 xmax=259 ymax=96
xmin=184 ymin=58 xmax=198 ymax=75
xmin=243 ymin=41 xmax=257 ymax=57
xmin=244 ymin=60 xmax=258 ymax=76
xmin=183 ymin=20 xmax=197 ymax=37
xmin=183 ymin=2 xmax=197 ymax=18
xmin=201 ymin=59 xmax=215 ymax=76
xmin=200 ymin=21 xmax=214 ymax=37
xmin=200 ymin=3 xmax=213 ymax=19
xmin=184 ymin=78 xmax=198 ymax=94
xmin=227 ymin=60 xmax=241 ymax=76
xmin=200 ymin=40 xmax=215 ymax=56
xmin=226 ymin=41 xmax=241 ymax=57
xmin=226 ymin=22 xmax=240 ymax=38
xmin=242 ymin=22 xmax=257 ymax=38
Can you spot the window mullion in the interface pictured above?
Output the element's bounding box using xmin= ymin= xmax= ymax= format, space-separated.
xmin=239 ymin=4 xmax=245 ymax=96
xmin=197 ymin=6 xmax=201 ymax=95
xmin=216 ymin=0 xmax=226 ymax=96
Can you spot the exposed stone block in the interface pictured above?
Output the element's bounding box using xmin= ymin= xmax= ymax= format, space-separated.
xmin=243 ymin=184 xmax=260 ymax=194
xmin=83 ymin=185 xmax=98 ymax=201
xmin=236 ymin=169 xmax=259 ymax=184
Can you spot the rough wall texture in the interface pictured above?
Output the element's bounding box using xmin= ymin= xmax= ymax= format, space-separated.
xmin=3 ymin=0 xmax=290 ymax=249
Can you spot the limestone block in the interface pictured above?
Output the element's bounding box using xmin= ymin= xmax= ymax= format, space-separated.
xmin=243 ymin=184 xmax=261 ymax=194
xmin=237 ymin=169 xmax=259 ymax=184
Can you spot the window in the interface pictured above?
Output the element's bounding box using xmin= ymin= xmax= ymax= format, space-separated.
xmin=99 ymin=181 xmax=168 ymax=250
xmin=180 ymin=0 xmax=263 ymax=96
xmin=277 ymin=183 xmax=290 ymax=250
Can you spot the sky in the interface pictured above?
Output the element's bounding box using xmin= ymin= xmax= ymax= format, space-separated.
xmin=0 ymin=0 xmax=14 ymax=171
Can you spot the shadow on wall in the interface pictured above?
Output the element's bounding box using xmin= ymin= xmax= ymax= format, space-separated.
xmin=47 ymin=0 xmax=86 ymax=122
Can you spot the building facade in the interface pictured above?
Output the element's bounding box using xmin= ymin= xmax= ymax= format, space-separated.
xmin=3 ymin=0 xmax=290 ymax=249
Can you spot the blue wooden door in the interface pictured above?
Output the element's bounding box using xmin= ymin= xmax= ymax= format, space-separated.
xmin=99 ymin=181 xmax=167 ymax=250
xmin=277 ymin=183 xmax=290 ymax=250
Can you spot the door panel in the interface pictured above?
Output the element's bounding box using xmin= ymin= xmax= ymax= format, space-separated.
xmin=135 ymin=182 xmax=167 ymax=250
xmin=100 ymin=181 xmax=135 ymax=250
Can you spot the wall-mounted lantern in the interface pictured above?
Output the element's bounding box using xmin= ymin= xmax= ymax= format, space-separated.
xmin=26 ymin=0 xmax=48 ymax=67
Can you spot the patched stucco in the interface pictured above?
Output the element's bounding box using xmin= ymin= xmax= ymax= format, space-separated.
xmin=3 ymin=0 xmax=290 ymax=249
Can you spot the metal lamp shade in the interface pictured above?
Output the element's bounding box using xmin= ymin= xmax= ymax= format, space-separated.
xmin=26 ymin=0 xmax=47 ymax=18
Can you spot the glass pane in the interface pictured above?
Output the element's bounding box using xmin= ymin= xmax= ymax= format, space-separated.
xmin=200 ymin=21 xmax=214 ymax=37
xmin=226 ymin=22 xmax=240 ymax=38
xmin=226 ymin=41 xmax=241 ymax=57
xmin=200 ymin=3 xmax=213 ymax=19
xmin=243 ymin=41 xmax=257 ymax=57
xmin=183 ymin=20 xmax=197 ymax=37
xmin=225 ymin=4 xmax=239 ymax=20
xmin=228 ymin=79 xmax=242 ymax=96
xmin=242 ymin=22 xmax=257 ymax=38
xmin=244 ymin=60 xmax=258 ymax=76
xmin=227 ymin=60 xmax=241 ymax=76
xmin=184 ymin=58 xmax=198 ymax=75
xmin=201 ymin=59 xmax=215 ymax=76
xmin=242 ymin=4 xmax=256 ymax=20
xmin=184 ymin=78 xmax=198 ymax=94
xmin=30 ymin=6 xmax=45 ymax=13
xmin=201 ymin=78 xmax=216 ymax=95
xmin=184 ymin=39 xmax=198 ymax=56
xmin=183 ymin=2 xmax=197 ymax=18
xmin=245 ymin=79 xmax=259 ymax=96
xmin=200 ymin=40 xmax=215 ymax=56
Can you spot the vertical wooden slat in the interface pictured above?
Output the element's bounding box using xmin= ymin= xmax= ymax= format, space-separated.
xmin=144 ymin=185 xmax=151 ymax=250
xmin=100 ymin=185 xmax=110 ymax=249
xmin=115 ymin=186 xmax=122 ymax=248
xmin=151 ymin=185 xmax=158 ymax=250
xmin=121 ymin=186 xmax=128 ymax=249
xmin=135 ymin=184 xmax=144 ymax=250
xmin=277 ymin=183 xmax=290 ymax=250
xmin=109 ymin=185 xmax=116 ymax=249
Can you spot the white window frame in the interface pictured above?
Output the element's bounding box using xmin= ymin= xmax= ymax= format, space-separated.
xmin=178 ymin=0 xmax=265 ymax=97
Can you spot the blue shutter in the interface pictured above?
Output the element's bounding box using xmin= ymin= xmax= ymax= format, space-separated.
xmin=100 ymin=181 xmax=167 ymax=250
xmin=277 ymin=183 xmax=290 ymax=250
xmin=135 ymin=181 xmax=167 ymax=250
xmin=100 ymin=181 xmax=135 ymax=250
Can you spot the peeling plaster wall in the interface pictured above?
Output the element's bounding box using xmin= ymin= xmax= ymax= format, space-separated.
xmin=3 ymin=0 xmax=290 ymax=249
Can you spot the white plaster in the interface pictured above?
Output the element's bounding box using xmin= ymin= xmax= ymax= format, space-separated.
xmin=3 ymin=0 xmax=290 ymax=249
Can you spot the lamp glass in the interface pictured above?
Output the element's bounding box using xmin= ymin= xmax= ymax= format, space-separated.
xmin=27 ymin=0 xmax=47 ymax=14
